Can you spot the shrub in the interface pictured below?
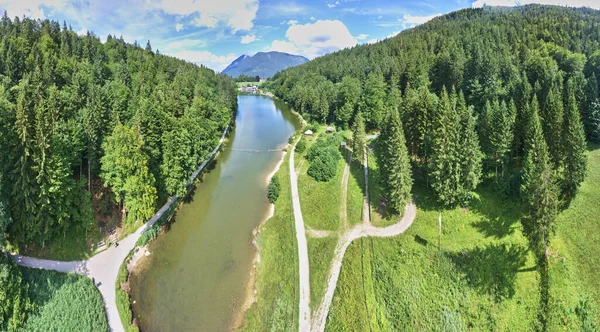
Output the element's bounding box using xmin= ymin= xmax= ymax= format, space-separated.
xmin=267 ymin=176 xmax=281 ymax=203
xmin=0 ymin=253 xmax=29 ymax=331
xmin=308 ymin=152 xmax=338 ymax=182
xmin=295 ymin=138 xmax=307 ymax=153
xmin=288 ymin=135 xmax=296 ymax=144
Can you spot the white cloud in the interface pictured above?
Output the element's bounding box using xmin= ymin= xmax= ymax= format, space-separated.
xmin=77 ymin=28 xmax=88 ymax=36
xmin=0 ymin=0 xmax=66 ymax=20
xmin=164 ymin=39 xmax=204 ymax=50
xmin=400 ymin=13 xmax=442 ymax=28
xmin=310 ymin=16 xmax=316 ymax=21
xmin=165 ymin=49 xmax=238 ymax=71
xmin=151 ymin=0 xmax=259 ymax=32
xmin=471 ymin=0 xmax=600 ymax=9
xmin=367 ymin=38 xmax=379 ymax=44
xmin=327 ymin=1 xmax=340 ymax=8
xmin=193 ymin=12 xmax=219 ymax=28
xmin=270 ymin=20 xmax=357 ymax=59
xmin=356 ymin=33 xmax=369 ymax=40
xmin=387 ymin=31 xmax=401 ymax=38
xmin=287 ymin=19 xmax=299 ymax=26
xmin=241 ymin=34 xmax=259 ymax=44
xmin=175 ymin=23 xmax=184 ymax=31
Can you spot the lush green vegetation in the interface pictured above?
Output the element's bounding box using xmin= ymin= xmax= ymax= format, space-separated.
xmin=241 ymin=151 xmax=298 ymax=331
xmin=0 ymin=253 xmax=29 ymax=331
xmin=116 ymin=251 xmax=139 ymax=332
xmin=0 ymin=14 xmax=237 ymax=253
xmin=267 ymin=5 xmax=599 ymax=327
xmin=308 ymin=236 xmax=338 ymax=310
xmin=306 ymin=134 xmax=344 ymax=182
xmin=267 ymin=176 xmax=281 ymax=204
xmin=327 ymin=181 xmax=541 ymax=330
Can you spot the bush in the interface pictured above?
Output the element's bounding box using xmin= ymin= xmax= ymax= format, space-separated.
xmin=267 ymin=176 xmax=281 ymax=203
xmin=0 ymin=253 xmax=29 ymax=331
xmin=288 ymin=135 xmax=296 ymax=144
xmin=295 ymin=138 xmax=307 ymax=153
xmin=308 ymin=152 xmax=338 ymax=182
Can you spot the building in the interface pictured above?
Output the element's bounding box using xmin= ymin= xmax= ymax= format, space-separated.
xmin=304 ymin=130 xmax=313 ymax=136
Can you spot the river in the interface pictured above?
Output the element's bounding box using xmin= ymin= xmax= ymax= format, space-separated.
xmin=129 ymin=95 xmax=301 ymax=331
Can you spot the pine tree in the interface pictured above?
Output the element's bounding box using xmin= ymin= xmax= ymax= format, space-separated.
xmin=562 ymin=88 xmax=587 ymax=200
xmin=542 ymin=81 xmax=564 ymax=167
xmin=521 ymin=96 xmax=559 ymax=256
xmin=382 ymin=110 xmax=412 ymax=213
xmin=457 ymin=91 xmax=482 ymax=192
xmin=582 ymin=73 xmax=600 ymax=142
xmin=351 ymin=112 xmax=366 ymax=165
xmin=430 ymin=88 xmax=462 ymax=206
xmin=490 ymin=100 xmax=516 ymax=179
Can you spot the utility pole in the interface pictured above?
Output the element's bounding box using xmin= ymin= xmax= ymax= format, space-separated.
xmin=438 ymin=213 xmax=442 ymax=251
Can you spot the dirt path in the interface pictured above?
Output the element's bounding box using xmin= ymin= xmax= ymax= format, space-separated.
xmin=289 ymin=138 xmax=312 ymax=331
xmin=310 ymin=203 xmax=416 ymax=332
xmin=13 ymin=126 xmax=230 ymax=332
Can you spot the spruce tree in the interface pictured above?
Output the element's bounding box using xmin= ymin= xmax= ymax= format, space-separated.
xmin=562 ymin=89 xmax=587 ymax=200
xmin=457 ymin=92 xmax=482 ymax=193
xmin=351 ymin=112 xmax=366 ymax=165
xmin=582 ymin=73 xmax=600 ymax=142
xmin=382 ymin=110 xmax=412 ymax=213
xmin=430 ymin=88 xmax=461 ymax=206
xmin=521 ymin=96 xmax=559 ymax=256
xmin=542 ymin=81 xmax=564 ymax=167
xmin=490 ymin=100 xmax=515 ymax=179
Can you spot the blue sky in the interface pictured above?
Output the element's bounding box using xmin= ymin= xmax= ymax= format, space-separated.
xmin=0 ymin=0 xmax=597 ymax=71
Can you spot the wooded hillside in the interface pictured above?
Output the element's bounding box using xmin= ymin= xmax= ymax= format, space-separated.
xmin=0 ymin=14 xmax=237 ymax=248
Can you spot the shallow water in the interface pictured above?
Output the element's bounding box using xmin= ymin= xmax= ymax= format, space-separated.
xmin=130 ymin=95 xmax=300 ymax=331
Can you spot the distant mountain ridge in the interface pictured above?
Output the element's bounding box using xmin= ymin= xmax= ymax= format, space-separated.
xmin=222 ymin=51 xmax=309 ymax=78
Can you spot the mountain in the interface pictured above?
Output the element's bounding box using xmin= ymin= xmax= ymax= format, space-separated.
xmin=222 ymin=51 xmax=309 ymax=78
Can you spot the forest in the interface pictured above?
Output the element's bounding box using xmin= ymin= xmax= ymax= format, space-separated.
xmin=0 ymin=15 xmax=236 ymax=251
xmin=266 ymin=4 xmax=599 ymax=328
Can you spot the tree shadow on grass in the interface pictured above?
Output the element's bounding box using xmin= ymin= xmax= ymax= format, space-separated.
xmin=469 ymin=184 xmax=524 ymax=239
xmin=447 ymin=242 xmax=527 ymax=301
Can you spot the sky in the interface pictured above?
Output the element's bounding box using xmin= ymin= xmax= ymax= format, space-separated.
xmin=0 ymin=0 xmax=598 ymax=71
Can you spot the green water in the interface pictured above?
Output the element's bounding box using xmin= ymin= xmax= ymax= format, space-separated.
xmin=130 ymin=95 xmax=300 ymax=331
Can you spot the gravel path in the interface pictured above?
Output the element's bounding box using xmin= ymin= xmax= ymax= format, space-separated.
xmin=290 ymin=138 xmax=312 ymax=331
xmin=13 ymin=126 xmax=229 ymax=332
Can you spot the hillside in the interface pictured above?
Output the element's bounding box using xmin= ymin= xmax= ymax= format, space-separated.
xmin=260 ymin=4 xmax=600 ymax=330
xmin=222 ymin=51 xmax=308 ymax=78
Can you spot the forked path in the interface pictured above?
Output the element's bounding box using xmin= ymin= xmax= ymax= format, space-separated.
xmin=13 ymin=127 xmax=230 ymax=332
xmin=310 ymin=203 xmax=416 ymax=332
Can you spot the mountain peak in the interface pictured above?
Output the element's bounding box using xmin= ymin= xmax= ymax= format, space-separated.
xmin=222 ymin=51 xmax=309 ymax=78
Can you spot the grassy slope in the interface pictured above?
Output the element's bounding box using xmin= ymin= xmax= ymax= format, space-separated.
xmin=241 ymin=152 xmax=298 ymax=331
xmin=18 ymin=225 xmax=103 ymax=261
xmin=327 ymin=181 xmax=540 ymax=331
xmin=548 ymin=144 xmax=600 ymax=329
xmin=20 ymin=267 xmax=108 ymax=332
xmin=308 ymin=236 xmax=338 ymax=311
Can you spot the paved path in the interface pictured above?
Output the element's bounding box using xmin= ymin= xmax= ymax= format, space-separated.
xmin=14 ymin=126 xmax=229 ymax=332
xmin=290 ymin=137 xmax=312 ymax=332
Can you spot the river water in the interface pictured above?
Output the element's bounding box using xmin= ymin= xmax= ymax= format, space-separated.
xmin=130 ymin=95 xmax=300 ymax=331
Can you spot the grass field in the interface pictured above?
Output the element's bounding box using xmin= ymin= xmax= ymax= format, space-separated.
xmin=17 ymin=224 xmax=104 ymax=261
xmin=308 ymin=236 xmax=338 ymax=310
xmin=20 ymin=267 xmax=108 ymax=332
xmin=241 ymin=151 xmax=299 ymax=331
xmin=327 ymin=178 xmax=541 ymax=330
xmin=547 ymin=143 xmax=600 ymax=330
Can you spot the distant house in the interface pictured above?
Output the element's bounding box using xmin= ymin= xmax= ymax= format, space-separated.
xmin=239 ymin=85 xmax=258 ymax=93
xmin=341 ymin=142 xmax=347 ymax=149
xmin=326 ymin=126 xmax=336 ymax=133
xmin=304 ymin=130 xmax=313 ymax=136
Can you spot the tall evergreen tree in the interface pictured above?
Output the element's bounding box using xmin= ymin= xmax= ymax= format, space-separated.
xmin=542 ymin=81 xmax=565 ymax=167
xmin=351 ymin=112 xmax=366 ymax=165
xmin=381 ymin=110 xmax=412 ymax=213
xmin=457 ymin=91 xmax=483 ymax=192
xmin=430 ymin=88 xmax=462 ymax=206
xmin=521 ymin=96 xmax=559 ymax=256
xmin=582 ymin=73 xmax=600 ymax=142
xmin=490 ymin=100 xmax=516 ymax=178
xmin=562 ymin=88 xmax=587 ymax=200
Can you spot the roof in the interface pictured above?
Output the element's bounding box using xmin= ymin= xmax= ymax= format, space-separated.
xmin=304 ymin=130 xmax=313 ymax=135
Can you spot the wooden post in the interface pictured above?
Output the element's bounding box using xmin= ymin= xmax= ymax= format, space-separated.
xmin=438 ymin=213 xmax=442 ymax=251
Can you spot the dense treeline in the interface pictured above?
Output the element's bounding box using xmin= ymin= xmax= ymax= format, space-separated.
xmin=0 ymin=14 xmax=237 ymax=248
xmin=268 ymin=5 xmax=596 ymax=254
